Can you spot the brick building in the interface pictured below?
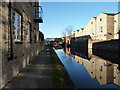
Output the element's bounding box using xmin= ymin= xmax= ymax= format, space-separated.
xmin=0 ymin=1 xmax=44 ymax=88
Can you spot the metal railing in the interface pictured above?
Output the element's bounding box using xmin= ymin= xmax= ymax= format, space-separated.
xmin=34 ymin=5 xmax=43 ymax=21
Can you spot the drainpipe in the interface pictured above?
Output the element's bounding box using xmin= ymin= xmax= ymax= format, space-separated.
xmin=8 ymin=0 xmax=14 ymax=60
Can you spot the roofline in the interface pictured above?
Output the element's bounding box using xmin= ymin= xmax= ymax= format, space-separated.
xmin=116 ymin=12 xmax=120 ymax=14
xmin=101 ymin=12 xmax=116 ymax=15
xmin=81 ymin=28 xmax=84 ymax=30
xmin=93 ymin=17 xmax=97 ymax=18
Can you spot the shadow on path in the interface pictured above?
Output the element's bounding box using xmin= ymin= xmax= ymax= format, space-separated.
xmin=3 ymin=47 xmax=53 ymax=88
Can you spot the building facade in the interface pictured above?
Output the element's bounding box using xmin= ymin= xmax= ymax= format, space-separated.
xmin=65 ymin=35 xmax=74 ymax=47
xmin=114 ymin=12 xmax=120 ymax=39
xmin=74 ymin=28 xmax=84 ymax=37
xmin=83 ymin=17 xmax=96 ymax=40
xmin=73 ymin=12 xmax=119 ymax=41
xmin=96 ymin=13 xmax=115 ymax=40
xmin=0 ymin=1 xmax=44 ymax=89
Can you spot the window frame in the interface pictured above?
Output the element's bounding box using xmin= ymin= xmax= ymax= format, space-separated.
xmin=99 ymin=26 xmax=103 ymax=33
xmin=99 ymin=63 xmax=103 ymax=71
xmin=27 ymin=22 xmax=31 ymax=42
xmin=13 ymin=10 xmax=22 ymax=42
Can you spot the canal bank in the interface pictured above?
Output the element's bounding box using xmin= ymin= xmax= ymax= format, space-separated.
xmin=70 ymin=36 xmax=120 ymax=53
xmin=93 ymin=39 xmax=120 ymax=53
xmin=49 ymin=46 xmax=76 ymax=89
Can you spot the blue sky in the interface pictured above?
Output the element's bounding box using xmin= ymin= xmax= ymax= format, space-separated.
xmin=39 ymin=2 xmax=118 ymax=38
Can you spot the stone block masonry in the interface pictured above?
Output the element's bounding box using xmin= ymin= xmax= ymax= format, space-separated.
xmin=93 ymin=39 xmax=120 ymax=53
xmin=0 ymin=2 xmax=44 ymax=89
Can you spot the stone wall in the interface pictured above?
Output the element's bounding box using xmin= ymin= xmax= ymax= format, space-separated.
xmin=93 ymin=39 xmax=120 ymax=53
xmin=0 ymin=2 xmax=44 ymax=89
xmin=106 ymin=15 xmax=114 ymax=40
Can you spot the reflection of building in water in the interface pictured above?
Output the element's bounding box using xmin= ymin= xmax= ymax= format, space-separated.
xmin=75 ymin=55 xmax=80 ymax=63
xmin=74 ymin=52 xmax=115 ymax=85
xmin=94 ymin=55 xmax=114 ymax=85
xmin=64 ymin=47 xmax=120 ymax=87
xmin=65 ymin=48 xmax=71 ymax=55
xmin=78 ymin=54 xmax=96 ymax=78
xmin=87 ymin=57 xmax=96 ymax=78
xmin=114 ymin=64 xmax=120 ymax=86
xmin=64 ymin=48 xmax=75 ymax=58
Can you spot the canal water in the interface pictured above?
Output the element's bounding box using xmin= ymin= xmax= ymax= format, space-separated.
xmin=54 ymin=48 xmax=120 ymax=88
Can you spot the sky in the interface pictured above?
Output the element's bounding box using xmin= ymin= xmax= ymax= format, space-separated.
xmin=39 ymin=2 xmax=118 ymax=38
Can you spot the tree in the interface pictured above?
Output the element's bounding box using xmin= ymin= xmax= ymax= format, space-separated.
xmin=65 ymin=25 xmax=74 ymax=36
xmin=61 ymin=31 xmax=66 ymax=37
xmin=61 ymin=25 xmax=74 ymax=48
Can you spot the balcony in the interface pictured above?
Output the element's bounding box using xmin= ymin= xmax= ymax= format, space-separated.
xmin=34 ymin=5 xmax=43 ymax=23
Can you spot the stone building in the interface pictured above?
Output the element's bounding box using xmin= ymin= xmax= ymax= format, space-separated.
xmin=83 ymin=17 xmax=96 ymax=40
xmin=73 ymin=12 xmax=119 ymax=41
xmin=0 ymin=1 xmax=44 ymax=89
xmin=114 ymin=12 xmax=120 ymax=39
xmin=74 ymin=28 xmax=84 ymax=37
xmin=65 ymin=35 xmax=74 ymax=47
xmin=114 ymin=64 xmax=120 ymax=86
xmin=96 ymin=13 xmax=115 ymax=40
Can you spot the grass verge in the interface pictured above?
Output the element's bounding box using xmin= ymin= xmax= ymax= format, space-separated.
xmin=49 ymin=46 xmax=76 ymax=89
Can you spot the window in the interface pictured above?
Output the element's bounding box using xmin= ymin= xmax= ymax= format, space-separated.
xmin=99 ymin=63 xmax=103 ymax=71
xmin=37 ymin=32 xmax=39 ymax=41
xmin=34 ymin=35 xmax=36 ymax=43
xmin=100 ymin=18 xmax=102 ymax=21
xmin=91 ymin=28 xmax=94 ymax=35
xmin=13 ymin=11 xmax=21 ymax=42
xmin=27 ymin=22 xmax=31 ymax=42
xmin=99 ymin=26 xmax=103 ymax=33
xmin=91 ymin=62 xmax=94 ymax=67
xmin=91 ymin=22 xmax=93 ymax=24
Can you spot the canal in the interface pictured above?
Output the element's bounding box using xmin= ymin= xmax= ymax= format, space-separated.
xmin=54 ymin=48 xmax=120 ymax=88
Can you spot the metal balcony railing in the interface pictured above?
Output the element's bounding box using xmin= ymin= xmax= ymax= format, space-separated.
xmin=34 ymin=5 xmax=43 ymax=23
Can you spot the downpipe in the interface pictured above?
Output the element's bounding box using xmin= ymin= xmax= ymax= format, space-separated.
xmin=8 ymin=1 xmax=14 ymax=61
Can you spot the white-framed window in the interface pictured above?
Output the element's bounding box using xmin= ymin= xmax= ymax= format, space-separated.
xmin=91 ymin=28 xmax=94 ymax=35
xmin=37 ymin=32 xmax=39 ymax=41
xmin=99 ymin=63 xmax=103 ymax=71
xmin=99 ymin=26 xmax=103 ymax=33
xmin=27 ymin=22 xmax=31 ymax=42
xmin=13 ymin=11 xmax=21 ymax=42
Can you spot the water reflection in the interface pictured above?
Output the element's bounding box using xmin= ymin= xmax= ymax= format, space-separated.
xmin=55 ymin=47 xmax=120 ymax=88
xmin=70 ymin=48 xmax=120 ymax=87
xmin=63 ymin=48 xmax=75 ymax=67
